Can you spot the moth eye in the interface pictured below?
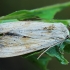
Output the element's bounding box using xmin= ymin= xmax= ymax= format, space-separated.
xmin=66 ymin=35 xmax=70 ymax=39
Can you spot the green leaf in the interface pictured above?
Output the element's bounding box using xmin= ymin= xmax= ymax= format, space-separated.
xmin=23 ymin=51 xmax=51 ymax=70
xmin=65 ymin=39 xmax=70 ymax=44
xmin=0 ymin=2 xmax=70 ymax=20
xmin=31 ymin=2 xmax=70 ymax=20
xmin=24 ymin=54 xmax=52 ymax=70
xmin=0 ymin=10 xmax=34 ymax=20
xmin=46 ymin=46 xmax=69 ymax=65
xmin=0 ymin=19 xmax=18 ymax=23
xmin=64 ymin=44 xmax=70 ymax=53
xmin=45 ymin=19 xmax=70 ymax=25
xmin=64 ymin=39 xmax=70 ymax=53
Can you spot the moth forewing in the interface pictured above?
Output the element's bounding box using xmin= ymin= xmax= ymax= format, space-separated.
xmin=0 ymin=21 xmax=69 ymax=58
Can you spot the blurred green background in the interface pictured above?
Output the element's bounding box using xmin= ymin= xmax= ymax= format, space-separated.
xmin=0 ymin=0 xmax=70 ymax=70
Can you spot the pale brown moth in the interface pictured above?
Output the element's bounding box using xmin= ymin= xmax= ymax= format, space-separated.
xmin=0 ymin=21 xmax=69 ymax=58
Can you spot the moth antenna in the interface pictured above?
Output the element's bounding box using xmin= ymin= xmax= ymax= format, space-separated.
xmin=37 ymin=47 xmax=52 ymax=59
xmin=37 ymin=40 xmax=64 ymax=59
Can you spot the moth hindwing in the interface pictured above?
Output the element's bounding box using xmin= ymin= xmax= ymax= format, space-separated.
xmin=0 ymin=21 xmax=69 ymax=58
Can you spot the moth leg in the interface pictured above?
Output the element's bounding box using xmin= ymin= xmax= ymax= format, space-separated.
xmin=59 ymin=43 xmax=65 ymax=54
xmin=56 ymin=40 xmax=65 ymax=54
xmin=37 ymin=47 xmax=52 ymax=59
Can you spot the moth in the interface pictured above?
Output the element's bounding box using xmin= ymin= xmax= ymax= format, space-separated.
xmin=0 ymin=21 xmax=69 ymax=58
